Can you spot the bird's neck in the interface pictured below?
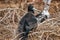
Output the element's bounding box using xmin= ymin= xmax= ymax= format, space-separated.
xmin=44 ymin=5 xmax=49 ymax=10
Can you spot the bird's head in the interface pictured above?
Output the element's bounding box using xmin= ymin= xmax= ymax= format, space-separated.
xmin=28 ymin=4 xmax=34 ymax=13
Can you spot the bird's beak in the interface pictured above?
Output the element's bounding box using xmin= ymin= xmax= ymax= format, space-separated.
xmin=33 ymin=8 xmax=41 ymax=12
xmin=33 ymin=8 xmax=37 ymax=11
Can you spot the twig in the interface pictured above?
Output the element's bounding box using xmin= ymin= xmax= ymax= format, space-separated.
xmin=0 ymin=11 xmax=9 ymax=22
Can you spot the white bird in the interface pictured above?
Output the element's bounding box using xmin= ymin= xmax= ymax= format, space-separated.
xmin=41 ymin=5 xmax=50 ymax=18
xmin=42 ymin=0 xmax=52 ymax=18
xmin=33 ymin=6 xmax=50 ymax=23
xmin=33 ymin=0 xmax=52 ymax=23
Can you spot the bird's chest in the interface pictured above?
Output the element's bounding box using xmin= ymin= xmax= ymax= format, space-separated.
xmin=42 ymin=10 xmax=50 ymax=16
xmin=26 ymin=17 xmax=36 ymax=25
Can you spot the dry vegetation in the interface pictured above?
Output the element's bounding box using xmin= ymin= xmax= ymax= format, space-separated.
xmin=0 ymin=0 xmax=60 ymax=40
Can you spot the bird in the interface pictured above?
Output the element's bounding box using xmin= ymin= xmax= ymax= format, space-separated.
xmin=35 ymin=1 xmax=51 ymax=23
xmin=18 ymin=4 xmax=37 ymax=40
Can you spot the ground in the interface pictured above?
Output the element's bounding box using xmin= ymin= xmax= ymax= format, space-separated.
xmin=0 ymin=0 xmax=60 ymax=40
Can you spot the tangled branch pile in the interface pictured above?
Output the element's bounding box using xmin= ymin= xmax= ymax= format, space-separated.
xmin=0 ymin=0 xmax=60 ymax=40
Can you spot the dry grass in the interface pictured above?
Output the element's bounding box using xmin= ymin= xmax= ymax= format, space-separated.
xmin=28 ymin=16 xmax=60 ymax=40
xmin=0 ymin=0 xmax=60 ymax=40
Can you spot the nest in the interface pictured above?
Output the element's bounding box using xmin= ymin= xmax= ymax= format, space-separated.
xmin=0 ymin=0 xmax=60 ymax=40
xmin=0 ymin=24 xmax=14 ymax=40
xmin=28 ymin=17 xmax=60 ymax=40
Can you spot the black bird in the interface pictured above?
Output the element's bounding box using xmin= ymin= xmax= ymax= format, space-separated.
xmin=18 ymin=4 xmax=37 ymax=40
